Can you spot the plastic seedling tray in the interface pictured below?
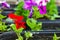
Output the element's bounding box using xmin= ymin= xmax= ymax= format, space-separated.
xmin=0 ymin=30 xmax=60 ymax=40
xmin=0 ymin=31 xmax=17 ymax=40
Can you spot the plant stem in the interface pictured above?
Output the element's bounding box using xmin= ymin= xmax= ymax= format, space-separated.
xmin=26 ymin=38 xmax=28 ymax=40
xmin=16 ymin=32 xmax=23 ymax=40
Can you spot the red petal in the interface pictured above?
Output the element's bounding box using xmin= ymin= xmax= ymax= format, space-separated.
xmin=14 ymin=21 xmax=26 ymax=30
xmin=16 ymin=16 xmax=24 ymax=21
xmin=15 ymin=23 xmax=21 ymax=29
xmin=8 ymin=13 xmax=26 ymax=30
xmin=8 ymin=13 xmax=16 ymax=19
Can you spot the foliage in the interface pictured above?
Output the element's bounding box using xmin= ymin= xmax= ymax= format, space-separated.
xmin=26 ymin=18 xmax=42 ymax=31
xmin=46 ymin=0 xmax=58 ymax=20
xmin=10 ymin=24 xmax=24 ymax=40
xmin=0 ymin=14 xmax=7 ymax=31
xmin=53 ymin=33 xmax=60 ymax=40
xmin=15 ymin=2 xmax=30 ymax=20
xmin=0 ymin=14 xmax=6 ymax=20
xmin=25 ymin=31 xmax=33 ymax=40
xmin=33 ymin=6 xmax=43 ymax=19
xmin=53 ymin=33 xmax=57 ymax=40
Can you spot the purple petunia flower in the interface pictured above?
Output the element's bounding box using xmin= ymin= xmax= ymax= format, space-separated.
xmin=23 ymin=0 xmax=32 ymax=10
xmin=2 ymin=2 xmax=10 ymax=8
xmin=24 ymin=0 xmax=50 ymax=17
xmin=38 ymin=6 xmax=47 ymax=15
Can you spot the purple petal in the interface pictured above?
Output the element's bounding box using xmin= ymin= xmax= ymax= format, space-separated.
xmin=2 ymin=2 xmax=10 ymax=8
xmin=23 ymin=0 xmax=32 ymax=10
xmin=23 ymin=4 xmax=32 ymax=10
xmin=28 ymin=9 xmax=33 ymax=18
xmin=38 ymin=6 xmax=47 ymax=15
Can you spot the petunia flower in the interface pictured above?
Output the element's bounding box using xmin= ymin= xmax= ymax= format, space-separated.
xmin=8 ymin=13 xmax=26 ymax=30
xmin=24 ymin=0 xmax=32 ymax=10
xmin=23 ymin=0 xmax=50 ymax=16
xmin=8 ymin=13 xmax=24 ymax=20
xmin=2 ymin=2 xmax=10 ymax=8
xmin=23 ymin=0 xmax=33 ymax=18
xmin=38 ymin=5 xmax=47 ymax=15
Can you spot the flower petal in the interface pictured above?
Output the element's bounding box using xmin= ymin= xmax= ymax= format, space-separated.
xmin=28 ymin=9 xmax=33 ymax=18
xmin=38 ymin=6 xmax=47 ymax=15
xmin=8 ymin=13 xmax=16 ymax=19
xmin=2 ymin=2 xmax=10 ymax=8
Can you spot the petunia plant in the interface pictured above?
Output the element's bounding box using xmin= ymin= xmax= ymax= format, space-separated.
xmin=45 ymin=0 xmax=58 ymax=20
xmin=8 ymin=13 xmax=26 ymax=40
xmin=0 ymin=3 xmax=10 ymax=31
xmin=15 ymin=0 xmax=58 ymax=20
xmin=32 ymin=6 xmax=43 ymax=19
xmin=25 ymin=31 xmax=33 ymax=40
xmin=0 ymin=14 xmax=7 ymax=31
xmin=23 ymin=0 xmax=50 ymax=18
xmin=26 ymin=18 xmax=42 ymax=31
xmin=25 ymin=18 xmax=42 ymax=40
xmin=14 ymin=2 xmax=30 ymax=20
xmin=8 ymin=13 xmax=34 ymax=40
xmin=53 ymin=33 xmax=60 ymax=40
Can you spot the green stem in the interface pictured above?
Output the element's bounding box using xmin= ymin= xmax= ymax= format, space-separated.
xmin=16 ymin=32 xmax=23 ymax=40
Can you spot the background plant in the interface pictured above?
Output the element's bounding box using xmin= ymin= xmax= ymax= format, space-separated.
xmin=32 ymin=6 xmax=43 ymax=19
xmin=46 ymin=0 xmax=58 ymax=20
xmin=0 ymin=14 xmax=7 ymax=31
xmin=15 ymin=2 xmax=30 ymax=20
xmin=53 ymin=33 xmax=60 ymax=40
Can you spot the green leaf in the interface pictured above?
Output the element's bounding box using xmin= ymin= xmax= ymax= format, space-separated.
xmin=25 ymin=31 xmax=32 ymax=38
xmin=53 ymin=33 xmax=57 ymax=40
xmin=15 ymin=2 xmax=24 ymax=15
xmin=0 ymin=24 xmax=7 ymax=31
xmin=18 ymin=36 xmax=23 ymax=40
xmin=46 ymin=0 xmax=58 ymax=20
xmin=10 ymin=24 xmax=24 ymax=33
xmin=26 ymin=18 xmax=42 ymax=31
xmin=15 ymin=2 xmax=30 ymax=20
xmin=0 ymin=21 xmax=7 ymax=31
xmin=33 ymin=6 xmax=43 ymax=19
xmin=0 ymin=14 xmax=6 ymax=20
xmin=26 ymin=18 xmax=36 ymax=29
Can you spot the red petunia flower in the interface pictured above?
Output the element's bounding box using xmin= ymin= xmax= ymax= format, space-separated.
xmin=8 ymin=13 xmax=26 ymax=30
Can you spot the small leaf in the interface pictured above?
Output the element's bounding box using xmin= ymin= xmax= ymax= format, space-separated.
xmin=53 ymin=33 xmax=57 ymax=40
xmin=26 ymin=18 xmax=42 ymax=31
xmin=18 ymin=36 xmax=23 ymax=40
xmin=0 ymin=14 xmax=6 ymax=19
xmin=10 ymin=24 xmax=24 ymax=33
xmin=25 ymin=31 xmax=32 ymax=38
